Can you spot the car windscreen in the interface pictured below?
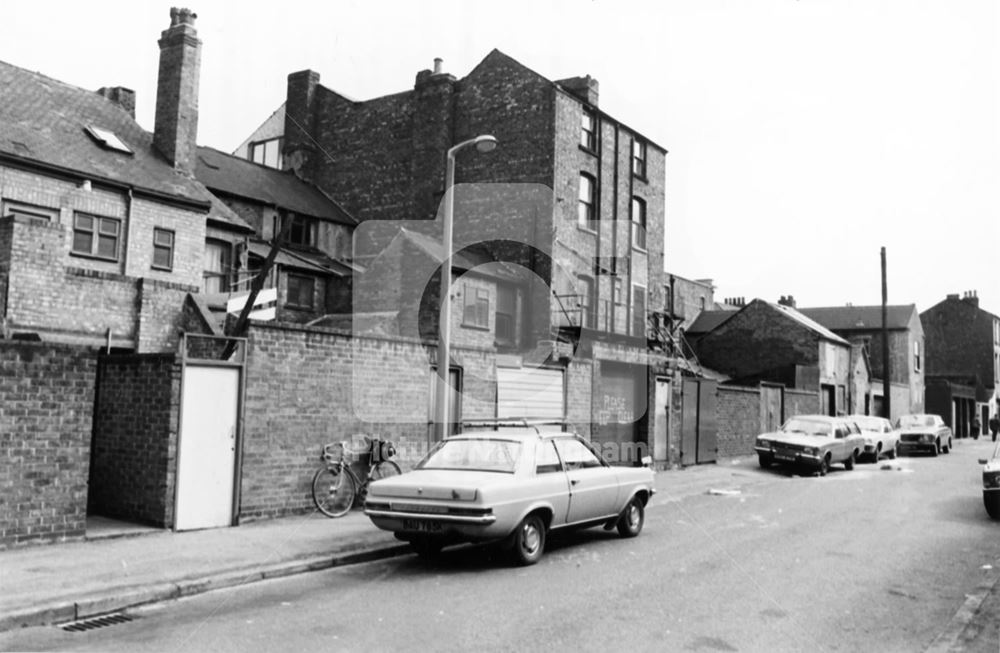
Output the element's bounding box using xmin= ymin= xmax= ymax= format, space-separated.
xmin=854 ymin=417 xmax=884 ymax=431
xmin=417 ymin=439 xmax=522 ymax=473
xmin=896 ymin=415 xmax=933 ymax=428
xmin=780 ymin=418 xmax=831 ymax=436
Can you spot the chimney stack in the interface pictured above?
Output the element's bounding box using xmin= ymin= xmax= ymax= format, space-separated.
xmin=153 ymin=7 xmax=201 ymax=176
xmin=97 ymin=86 xmax=136 ymax=118
xmin=556 ymin=75 xmax=600 ymax=107
xmin=962 ymin=290 xmax=979 ymax=308
xmin=778 ymin=295 xmax=796 ymax=308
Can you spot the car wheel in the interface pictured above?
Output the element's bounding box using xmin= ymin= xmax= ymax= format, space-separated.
xmin=617 ymin=497 xmax=645 ymax=538
xmin=844 ymin=452 xmax=855 ymax=471
xmin=931 ymin=441 xmax=940 ymax=457
xmin=985 ymin=493 xmax=1000 ymax=520
xmin=758 ymin=454 xmax=773 ymax=468
xmin=818 ymin=455 xmax=830 ymax=476
xmin=888 ymin=443 xmax=898 ymax=460
xmin=872 ymin=444 xmax=882 ymax=463
xmin=947 ymin=438 xmax=953 ymax=453
xmin=411 ymin=536 xmax=444 ymax=559
xmin=511 ymin=514 xmax=546 ymax=566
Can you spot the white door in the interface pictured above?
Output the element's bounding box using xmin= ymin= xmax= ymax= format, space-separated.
xmin=497 ymin=367 xmax=565 ymax=420
xmin=175 ymin=366 xmax=239 ymax=531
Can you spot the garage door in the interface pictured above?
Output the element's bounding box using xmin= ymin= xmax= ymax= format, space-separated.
xmin=497 ymin=366 xmax=565 ymax=420
xmin=594 ymin=363 xmax=644 ymax=464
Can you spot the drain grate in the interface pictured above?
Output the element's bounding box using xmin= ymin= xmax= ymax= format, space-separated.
xmin=60 ymin=612 xmax=134 ymax=632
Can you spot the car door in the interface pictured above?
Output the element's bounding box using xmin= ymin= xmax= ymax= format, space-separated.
xmin=554 ymin=437 xmax=620 ymax=524
xmin=832 ymin=423 xmax=849 ymax=461
xmin=534 ymin=439 xmax=572 ymax=527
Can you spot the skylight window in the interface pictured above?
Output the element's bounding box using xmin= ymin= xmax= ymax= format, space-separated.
xmin=85 ymin=126 xmax=133 ymax=154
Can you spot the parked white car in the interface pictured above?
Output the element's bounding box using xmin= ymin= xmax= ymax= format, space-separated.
xmin=754 ymin=415 xmax=865 ymax=475
xmin=848 ymin=415 xmax=900 ymax=463
xmin=364 ymin=429 xmax=656 ymax=565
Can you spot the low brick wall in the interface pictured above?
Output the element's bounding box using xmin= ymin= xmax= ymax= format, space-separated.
xmin=89 ymin=353 xmax=180 ymax=527
xmin=0 ymin=341 xmax=96 ymax=549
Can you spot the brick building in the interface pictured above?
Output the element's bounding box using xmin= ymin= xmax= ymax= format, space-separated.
xmin=0 ymin=8 xmax=252 ymax=352
xmin=920 ymin=291 xmax=1000 ymax=436
xmin=238 ymin=51 xmax=672 ymax=462
xmin=690 ymin=299 xmax=867 ymax=417
xmin=798 ymin=303 xmax=925 ymax=419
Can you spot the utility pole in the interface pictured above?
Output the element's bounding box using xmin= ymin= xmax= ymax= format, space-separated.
xmin=881 ymin=247 xmax=890 ymax=418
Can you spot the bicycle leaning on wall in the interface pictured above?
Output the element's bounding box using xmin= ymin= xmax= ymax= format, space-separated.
xmin=311 ymin=437 xmax=401 ymax=518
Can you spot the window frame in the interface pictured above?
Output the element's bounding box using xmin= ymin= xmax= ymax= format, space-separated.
xmin=913 ymin=341 xmax=921 ymax=372
xmin=462 ymin=284 xmax=491 ymax=330
xmin=495 ymin=283 xmax=520 ymax=346
xmin=249 ymin=137 xmax=283 ymax=169
xmin=577 ymin=173 xmax=596 ymax=231
xmin=1 ymin=200 xmax=58 ymax=223
xmin=71 ymin=211 xmax=121 ymax=262
xmin=281 ymin=213 xmax=317 ymax=248
xmin=631 ymin=138 xmax=647 ymax=179
xmin=578 ymin=275 xmax=595 ymax=329
xmin=580 ymin=109 xmax=597 ymax=152
xmin=152 ymin=227 xmax=175 ymax=271
xmin=285 ymin=272 xmax=317 ymax=310
xmin=630 ymin=196 xmax=647 ymax=251
xmin=632 ymin=284 xmax=647 ymax=337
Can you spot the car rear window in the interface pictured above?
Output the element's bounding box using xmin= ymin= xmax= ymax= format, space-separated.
xmin=417 ymin=439 xmax=522 ymax=473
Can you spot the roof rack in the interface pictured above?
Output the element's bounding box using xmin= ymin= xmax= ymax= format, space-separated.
xmin=461 ymin=418 xmax=568 ymax=434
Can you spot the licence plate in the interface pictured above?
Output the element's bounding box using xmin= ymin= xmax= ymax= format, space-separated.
xmin=775 ymin=452 xmax=796 ymax=461
xmin=402 ymin=519 xmax=442 ymax=533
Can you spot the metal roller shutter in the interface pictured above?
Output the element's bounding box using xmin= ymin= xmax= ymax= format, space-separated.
xmin=497 ymin=367 xmax=565 ymax=420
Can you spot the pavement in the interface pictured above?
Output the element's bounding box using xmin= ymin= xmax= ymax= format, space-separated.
xmin=1 ymin=454 xmax=998 ymax=651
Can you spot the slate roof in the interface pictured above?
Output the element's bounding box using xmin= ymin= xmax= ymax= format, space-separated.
xmin=683 ymin=301 xmax=849 ymax=345
xmin=0 ymin=59 xmax=251 ymax=232
xmin=195 ymin=147 xmax=356 ymax=226
xmin=798 ymin=305 xmax=917 ymax=331
xmin=685 ymin=310 xmax=736 ymax=335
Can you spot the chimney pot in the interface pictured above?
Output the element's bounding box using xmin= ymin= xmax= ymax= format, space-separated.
xmin=433 ymin=58 xmax=443 ymax=75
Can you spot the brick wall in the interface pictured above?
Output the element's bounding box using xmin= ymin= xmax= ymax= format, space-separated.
xmin=1 ymin=164 xmax=207 ymax=351
xmin=240 ymin=322 xmax=497 ymax=520
xmin=716 ymin=385 xmax=761 ymax=457
xmin=0 ymin=342 xmax=96 ymax=549
xmin=90 ymin=354 xmax=180 ymax=526
xmin=786 ymin=388 xmax=820 ymax=417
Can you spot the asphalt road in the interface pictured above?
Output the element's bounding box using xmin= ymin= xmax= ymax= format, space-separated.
xmin=4 ymin=439 xmax=1000 ymax=653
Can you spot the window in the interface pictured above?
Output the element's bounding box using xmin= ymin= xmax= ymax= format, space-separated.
xmin=614 ymin=278 xmax=624 ymax=306
xmin=249 ymin=137 xmax=283 ymax=169
xmin=84 ymin=125 xmax=133 ymax=154
xmin=578 ymin=173 xmax=596 ymax=229
xmin=462 ymin=286 xmax=490 ymax=329
xmin=72 ymin=212 xmax=120 ymax=260
xmin=495 ymin=284 xmax=519 ymax=345
xmin=700 ymin=296 xmax=706 ymax=311
xmin=631 ymin=139 xmax=647 ymax=178
xmin=152 ymin=228 xmax=174 ymax=270
xmin=203 ymin=240 xmax=232 ymax=293
xmin=2 ymin=200 xmax=57 ymax=223
xmin=631 ymin=197 xmax=647 ymax=250
xmin=580 ymin=109 xmax=597 ymax=151
xmin=280 ymin=213 xmax=316 ymax=248
xmin=913 ymin=341 xmax=921 ymax=372
xmin=535 ymin=441 xmax=563 ymax=474
xmin=553 ymin=437 xmax=603 ymax=470
xmin=664 ymin=285 xmax=673 ymax=315
xmin=578 ymin=276 xmax=595 ymax=328
xmin=632 ymin=285 xmax=646 ymax=337
xmin=286 ymin=273 xmax=316 ymax=309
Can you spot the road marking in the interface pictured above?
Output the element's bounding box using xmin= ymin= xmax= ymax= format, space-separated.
xmin=924 ymin=571 xmax=1000 ymax=653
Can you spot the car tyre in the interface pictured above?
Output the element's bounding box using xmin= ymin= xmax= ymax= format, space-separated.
xmin=888 ymin=443 xmax=898 ymax=460
xmin=817 ymin=455 xmax=830 ymax=476
xmin=844 ymin=451 xmax=855 ymax=471
xmin=946 ymin=438 xmax=953 ymax=453
xmin=511 ymin=514 xmax=546 ymax=566
xmin=931 ymin=441 xmax=940 ymax=457
xmin=758 ymin=454 xmax=773 ymax=469
xmin=985 ymin=493 xmax=1000 ymax=520
xmin=617 ymin=497 xmax=645 ymax=538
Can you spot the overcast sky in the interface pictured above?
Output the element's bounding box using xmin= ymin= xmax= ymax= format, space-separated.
xmin=5 ymin=1 xmax=998 ymax=315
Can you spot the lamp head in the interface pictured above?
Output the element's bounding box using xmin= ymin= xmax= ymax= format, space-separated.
xmin=474 ymin=135 xmax=498 ymax=153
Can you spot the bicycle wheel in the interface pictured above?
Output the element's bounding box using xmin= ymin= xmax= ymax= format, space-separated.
xmin=370 ymin=461 xmax=402 ymax=481
xmin=311 ymin=466 xmax=357 ymax=518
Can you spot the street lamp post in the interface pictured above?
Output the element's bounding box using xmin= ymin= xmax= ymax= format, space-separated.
xmin=436 ymin=134 xmax=497 ymax=440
